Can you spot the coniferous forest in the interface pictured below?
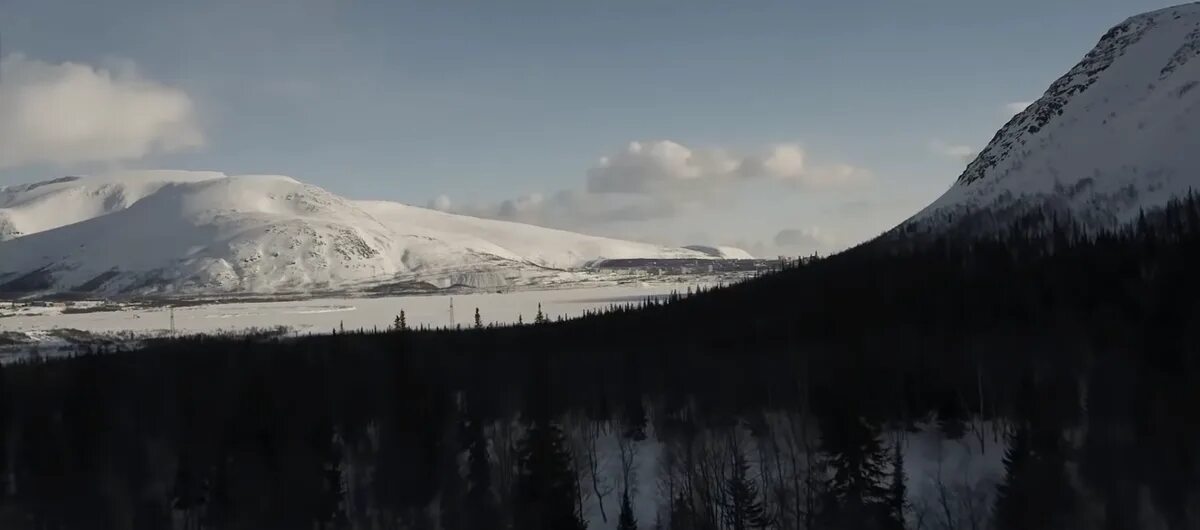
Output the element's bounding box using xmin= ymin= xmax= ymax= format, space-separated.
xmin=3 ymin=196 xmax=1200 ymax=529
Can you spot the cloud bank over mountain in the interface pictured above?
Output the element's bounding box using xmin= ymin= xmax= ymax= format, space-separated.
xmin=0 ymin=54 xmax=203 ymax=170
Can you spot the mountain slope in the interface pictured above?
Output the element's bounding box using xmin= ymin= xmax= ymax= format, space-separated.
xmin=0 ymin=171 xmax=225 ymax=240
xmin=0 ymin=171 xmax=734 ymax=297
xmin=900 ymin=2 xmax=1200 ymax=237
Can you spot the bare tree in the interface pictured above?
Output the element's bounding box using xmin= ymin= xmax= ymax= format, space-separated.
xmin=578 ymin=418 xmax=614 ymax=523
xmin=917 ymin=439 xmax=993 ymax=530
xmin=934 ymin=443 xmax=958 ymax=530
xmin=618 ymin=432 xmax=640 ymax=499
xmin=756 ymin=414 xmax=796 ymax=530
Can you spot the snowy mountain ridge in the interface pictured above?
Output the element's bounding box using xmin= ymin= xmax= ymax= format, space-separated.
xmin=0 ymin=171 xmax=743 ymax=297
xmin=901 ymin=2 xmax=1200 ymax=237
xmin=0 ymin=171 xmax=226 ymax=241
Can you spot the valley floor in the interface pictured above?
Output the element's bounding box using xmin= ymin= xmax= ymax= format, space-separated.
xmin=0 ymin=280 xmax=714 ymax=361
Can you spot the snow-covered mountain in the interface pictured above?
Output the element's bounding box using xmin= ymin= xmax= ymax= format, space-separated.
xmin=900 ymin=3 xmax=1200 ymax=237
xmin=0 ymin=171 xmax=743 ymax=297
xmin=0 ymin=171 xmax=228 ymax=241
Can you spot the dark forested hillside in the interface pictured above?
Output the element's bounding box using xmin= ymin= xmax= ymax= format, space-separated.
xmin=2 ymin=197 xmax=1200 ymax=529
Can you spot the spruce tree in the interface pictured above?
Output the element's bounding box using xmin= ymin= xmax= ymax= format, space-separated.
xmin=620 ymin=352 xmax=647 ymax=441
xmin=475 ymin=308 xmax=483 ymax=329
xmin=311 ymin=420 xmax=348 ymax=530
xmin=202 ymin=454 xmax=232 ymax=529
xmin=535 ymin=303 xmax=547 ymax=324
xmin=618 ymin=491 xmax=638 ymax=530
xmin=668 ymin=494 xmax=696 ymax=530
xmin=992 ymin=368 xmax=1076 ymax=530
xmin=723 ymin=450 xmax=769 ymax=530
xmin=513 ymin=351 xmax=584 ymax=530
xmin=464 ymin=418 xmax=501 ymax=530
xmin=171 ymin=452 xmax=206 ymax=528
xmin=0 ymin=364 xmax=7 ymax=502
xmin=936 ymin=397 xmax=967 ymax=440
xmin=512 ymin=421 xmax=586 ymax=530
xmin=315 ymin=462 xmax=348 ymax=529
xmin=993 ymin=424 xmax=1032 ymax=530
xmin=887 ymin=439 xmax=908 ymax=530
xmin=821 ymin=416 xmax=891 ymax=528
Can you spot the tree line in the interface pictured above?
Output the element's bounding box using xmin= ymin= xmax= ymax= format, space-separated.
xmin=2 ymin=194 xmax=1200 ymax=528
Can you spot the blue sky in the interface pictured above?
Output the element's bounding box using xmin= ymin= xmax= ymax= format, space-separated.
xmin=0 ymin=0 xmax=1183 ymax=253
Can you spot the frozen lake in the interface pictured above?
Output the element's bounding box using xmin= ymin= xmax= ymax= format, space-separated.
xmin=0 ymin=282 xmax=700 ymax=339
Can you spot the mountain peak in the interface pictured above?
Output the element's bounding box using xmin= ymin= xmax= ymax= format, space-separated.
xmin=902 ymin=3 xmax=1200 ymax=237
xmin=1126 ymin=2 xmax=1200 ymax=24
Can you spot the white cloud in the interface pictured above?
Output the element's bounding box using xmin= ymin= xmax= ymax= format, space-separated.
xmin=586 ymin=140 xmax=869 ymax=197
xmin=773 ymin=227 xmax=836 ymax=249
xmin=1004 ymin=101 xmax=1034 ymax=115
xmin=428 ymin=194 xmax=452 ymax=211
xmin=449 ymin=190 xmax=680 ymax=230
xmin=586 ymin=140 xmax=739 ymax=195
xmin=929 ymin=139 xmax=976 ymax=163
xmin=758 ymin=143 xmax=807 ymax=180
xmin=788 ymin=162 xmax=874 ymax=190
xmin=435 ymin=139 xmax=871 ymax=239
xmin=0 ymin=54 xmax=203 ymax=170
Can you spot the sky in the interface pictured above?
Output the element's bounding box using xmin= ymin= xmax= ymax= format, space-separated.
xmin=0 ymin=0 xmax=1184 ymax=255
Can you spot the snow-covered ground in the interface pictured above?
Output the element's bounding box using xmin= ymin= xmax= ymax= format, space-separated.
xmin=0 ymin=282 xmax=710 ymax=360
xmin=570 ymin=418 xmax=1005 ymax=528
